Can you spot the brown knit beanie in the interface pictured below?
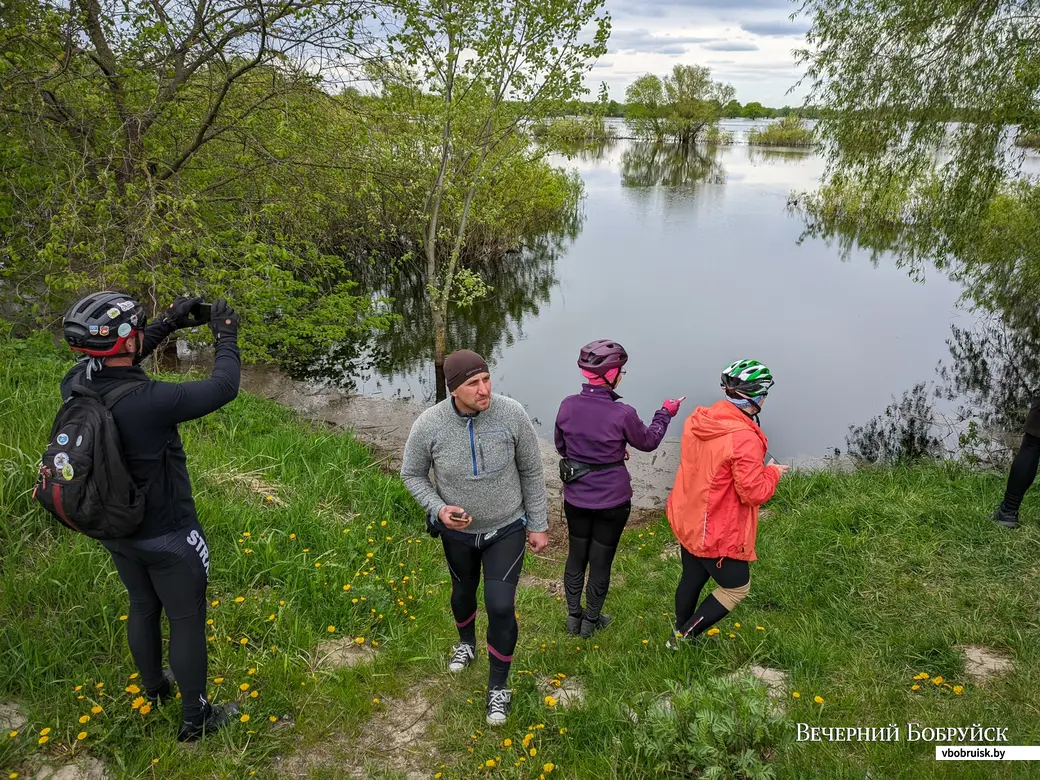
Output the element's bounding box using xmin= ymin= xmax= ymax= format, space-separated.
xmin=444 ymin=349 xmax=489 ymax=392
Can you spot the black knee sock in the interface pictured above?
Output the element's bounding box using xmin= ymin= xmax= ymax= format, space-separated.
xmin=677 ymin=594 xmax=730 ymax=638
xmin=1003 ymin=433 xmax=1040 ymax=513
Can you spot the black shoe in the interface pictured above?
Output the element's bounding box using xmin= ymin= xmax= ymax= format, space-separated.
xmin=991 ymin=507 xmax=1020 ymax=529
xmin=580 ymin=613 xmax=612 ymax=639
xmin=566 ymin=612 xmax=584 ymax=635
xmin=147 ymin=669 xmax=176 ymax=706
xmin=485 ymin=688 xmax=512 ymax=726
xmin=177 ymin=701 xmax=240 ymax=742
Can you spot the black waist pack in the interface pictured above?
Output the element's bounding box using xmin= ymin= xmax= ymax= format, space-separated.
xmin=558 ymin=458 xmax=626 ymax=484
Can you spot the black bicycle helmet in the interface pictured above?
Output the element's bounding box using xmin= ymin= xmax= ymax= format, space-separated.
xmin=63 ymin=291 xmax=147 ymax=357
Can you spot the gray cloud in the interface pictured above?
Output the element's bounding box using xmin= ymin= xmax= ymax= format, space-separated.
xmin=611 ymin=0 xmax=793 ymax=18
xmin=609 ymin=28 xmax=717 ymax=55
xmin=701 ymin=40 xmax=760 ymax=51
xmin=738 ymin=19 xmax=810 ymax=36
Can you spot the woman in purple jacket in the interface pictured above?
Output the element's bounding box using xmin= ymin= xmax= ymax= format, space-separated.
xmin=554 ymin=340 xmax=684 ymax=638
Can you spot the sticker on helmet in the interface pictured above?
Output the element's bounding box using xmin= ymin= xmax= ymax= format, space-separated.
xmin=107 ymin=307 xmax=120 ymax=319
xmin=118 ymin=300 xmax=135 ymax=311
xmin=75 ymin=435 xmax=83 ymax=447
xmin=130 ymin=314 xmax=138 ymax=326
xmin=89 ymin=326 xmax=99 ymax=336
xmin=99 ymin=325 xmax=110 ymax=336
xmin=56 ymin=433 xmax=69 ymax=446
xmin=117 ymin=322 xmax=132 ymax=337
xmin=54 ymin=452 xmax=70 ymax=470
xmin=62 ymin=463 xmax=74 ymax=480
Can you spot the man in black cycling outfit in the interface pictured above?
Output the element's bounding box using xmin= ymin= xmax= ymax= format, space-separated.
xmin=60 ymin=291 xmax=240 ymax=741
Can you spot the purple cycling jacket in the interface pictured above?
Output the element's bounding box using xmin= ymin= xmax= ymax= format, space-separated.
xmin=554 ymin=384 xmax=672 ymax=510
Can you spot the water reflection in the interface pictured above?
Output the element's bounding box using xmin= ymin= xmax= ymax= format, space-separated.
xmin=289 ymin=225 xmax=578 ymax=396
xmin=620 ymin=143 xmax=725 ymax=188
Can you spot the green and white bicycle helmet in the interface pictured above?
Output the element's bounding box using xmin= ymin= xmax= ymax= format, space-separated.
xmin=721 ymin=359 xmax=774 ymax=399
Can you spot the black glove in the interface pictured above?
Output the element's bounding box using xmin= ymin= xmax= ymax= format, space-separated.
xmin=163 ymin=295 xmax=204 ymax=330
xmin=208 ymin=298 xmax=239 ymax=342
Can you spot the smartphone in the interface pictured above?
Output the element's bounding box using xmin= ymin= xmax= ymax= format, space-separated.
xmin=190 ymin=302 xmax=212 ymax=323
xmin=449 ymin=512 xmax=471 ymax=525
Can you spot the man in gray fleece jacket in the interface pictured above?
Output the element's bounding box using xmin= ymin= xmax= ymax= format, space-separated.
xmin=401 ymin=349 xmax=548 ymax=726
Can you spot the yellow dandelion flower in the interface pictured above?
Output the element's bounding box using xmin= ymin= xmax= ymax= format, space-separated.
xmin=243 ymin=532 xmax=250 ymax=537
xmin=373 ymin=698 xmax=381 ymax=704
xmin=279 ymin=600 xmax=285 ymax=606
xmin=240 ymin=683 xmax=250 ymax=691
xmin=38 ymin=736 xmax=49 ymax=745
xmin=351 ymin=598 xmax=358 ymax=604
xmin=366 ymin=552 xmax=374 ymax=559
xmin=119 ymin=615 xmax=128 ymax=621
xmin=814 ymin=696 xmax=824 ymax=704
xmin=240 ymin=714 xmax=250 ymax=723
xmin=485 ymin=760 xmax=496 ymax=768
xmin=327 ymin=626 xmax=336 ymax=633
xmin=756 ymin=626 xmax=764 ymax=631
xmin=530 ymin=748 xmax=537 ymax=757
xmin=125 ymin=685 xmax=140 ymax=694
xmin=559 ymin=728 xmax=568 ymax=735
xmin=503 ymin=739 xmax=512 ymax=747
xmin=77 ymin=731 xmax=87 ymax=741
xmin=543 ymin=763 xmax=555 ymax=774
xmin=913 ymin=672 xmax=929 ymax=680
xmin=249 ymin=668 xmax=256 ymax=675
xmin=240 ymin=638 xmax=248 ymax=645
xmin=932 ymin=676 xmax=944 ymax=685
xmin=303 ymin=548 xmax=310 ymax=552
xmin=250 ymin=691 xmax=258 ymax=698
xmin=8 ymin=731 xmax=18 ymax=738
xmin=641 ymin=639 xmax=649 ymax=645
xmin=207 ymin=619 xmax=214 ymax=626
xmin=78 ymin=715 xmax=90 ymax=724
xmin=792 ymin=692 xmax=800 ymax=698
xmin=728 ymin=633 xmax=736 ymax=639
xmin=94 ymin=683 xmax=103 ymax=689
xmin=74 ymin=685 xmax=82 ymax=692
xmin=355 ymin=637 xmax=365 ymax=645
xmin=435 ymin=775 xmax=442 ymax=779
xmin=269 ymin=614 xmax=276 ymax=621
xmin=911 ymin=684 xmax=921 ymax=691
xmin=289 ymin=533 xmax=296 ymax=539
xmin=213 ymin=677 xmax=224 ymax=684
xmin=211 ymin=600 xmax=219 ymax=607
xmin=545 ymin=696 xmax=557 ymax=708
xmin=10 ymin=773 xmax=19 ymax=779
xmin=39 ymin=728 xmax=51 ymax=736
xmin=235 ymin=597 xmax=245 ymax=603
xmin=91 ymin=706 xmax=102 ymax=715
xmin=269 ymin=716 xmax=278 ymax=723
xmin=343 ymin=584 xmax=352 ymax=591
xmin=734 ymin=623 xmax=741 ymax=628
xmin=315 ymin=563 xmax=321 ymax=568
xmin=151 ymin=760 xmax=158 ymax=765
xmin=953 ymin=685 xmax=964 ymax=695
xmin=706 ymin=628 xmax=721 ymax=636
xmin=139 ymin=703 xmax=152 ymax=716
xmin=522 ymin=734 xmax=533 ymax=748
xmin=77 ymin=696 xmax=84 ymax=701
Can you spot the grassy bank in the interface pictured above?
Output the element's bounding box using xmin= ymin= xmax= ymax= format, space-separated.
xmin=2 ymin=325 xmax=1039 ymax=779
xmin=748 ymin=116 xmax=815 ymax=148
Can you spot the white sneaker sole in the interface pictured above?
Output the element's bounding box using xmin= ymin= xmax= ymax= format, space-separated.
xmin=486 ymin=714 xmax=508 ymax=726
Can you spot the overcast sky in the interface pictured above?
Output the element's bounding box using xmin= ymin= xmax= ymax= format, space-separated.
xmin=592 ymin=0 xmax=811 ymax=107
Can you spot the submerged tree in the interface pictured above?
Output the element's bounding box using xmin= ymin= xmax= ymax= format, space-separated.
xmin=624 ymin=65 xmax=732 ymax=146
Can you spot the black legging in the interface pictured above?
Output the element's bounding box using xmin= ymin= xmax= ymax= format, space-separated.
xmin=101 ymin=521 xmax=210 ymax=721
xmin=1002 ymin=432 xmax=1040 ymax=514
xmin=439 ymin=518 xmax=526 ymax=689
xmin=563 ymin=501 xmax=630 ymax=622
xmin=674 ymin=548 xmax=750 ymax=638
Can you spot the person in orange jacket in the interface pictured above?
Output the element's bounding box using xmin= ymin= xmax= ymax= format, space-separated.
xmin=665 ymin=359 xmax=789 ymax=648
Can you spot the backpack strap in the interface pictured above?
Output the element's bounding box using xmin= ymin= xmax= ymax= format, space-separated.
xmin=69 ymin=379 xmax=147 ymax=409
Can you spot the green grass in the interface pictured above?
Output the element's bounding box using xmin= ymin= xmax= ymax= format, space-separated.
xmin=2 ymin=323 xmax=1040 ymax=779
xmin=747 ymin=116 xmax=815 ymax=148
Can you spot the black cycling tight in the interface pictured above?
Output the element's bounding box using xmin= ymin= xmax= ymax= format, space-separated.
xmin=563 ymin=501 xmax=630 ymax=622
xmin=1002 ymin=432 xmax=1040 ymax=514
xmin=440 ymin=518 xmax=526 ymax=689
xmin=102 ymin=522 xmax=210 ymax=721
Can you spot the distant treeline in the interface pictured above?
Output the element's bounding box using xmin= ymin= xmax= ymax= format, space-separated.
xmin=548 ymin=99 xmax=826 ymax=120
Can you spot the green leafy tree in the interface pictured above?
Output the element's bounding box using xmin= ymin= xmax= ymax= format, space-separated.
xmin=625 ymin=73 xmax=667 ymax=141
xmin=379 ymin=0 xmax=609 ymax=399
xmin=797 ymin=0 xmax=1040 ymax=331
xmin=722 ymin=99 xmax=743 ymax=117
xmin=741 ymin=101 xmax=768 ymax=119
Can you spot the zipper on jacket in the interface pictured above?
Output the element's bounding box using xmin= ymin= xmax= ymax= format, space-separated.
xmin=468 ymin=419 xmax=477 ymax=476
xmin=479 ymin=441 xmax=485 ymax=472
xmin=702 ymin=510 xmax=708 ymax=546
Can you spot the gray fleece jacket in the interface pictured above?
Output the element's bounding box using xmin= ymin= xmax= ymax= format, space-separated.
xmin=400 ymin=395 xmax=549 ymax=534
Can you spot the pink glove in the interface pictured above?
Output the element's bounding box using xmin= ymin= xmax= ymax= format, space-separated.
xmin=662 ymin=396 xmax=686 ymax=417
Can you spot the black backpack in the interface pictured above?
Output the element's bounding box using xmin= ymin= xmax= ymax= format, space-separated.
xmin=33 ymin=379 xmax=147 ymax=539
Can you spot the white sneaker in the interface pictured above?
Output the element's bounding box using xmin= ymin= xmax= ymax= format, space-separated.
xmin=486 ymin=688 xmax=512 ymax=726
xmin=448 ymin=643 xmax=475 ymax=672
